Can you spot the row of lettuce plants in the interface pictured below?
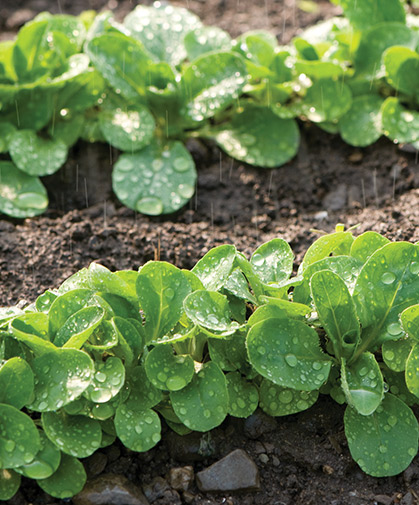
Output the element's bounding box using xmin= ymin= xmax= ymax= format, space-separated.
xmin=0 ymin=0 xmax=418 ymax=217
xmin=0 ymin=227 xmax=418 ymax=499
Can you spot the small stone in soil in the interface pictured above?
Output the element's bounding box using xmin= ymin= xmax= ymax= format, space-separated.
xmin=168 ymin=466 xmax=194 ymax=491
xmin=196 ymin=449 xmax=260 ymax=493
xmin=243 ymin=409 xmax=277 ymax=439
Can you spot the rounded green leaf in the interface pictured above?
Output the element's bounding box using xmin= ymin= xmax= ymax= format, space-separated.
xmin=0 ymin=122 xmax=15 ymax=153
xmin=0 ymin=357 xmax=34 ymax=409
xmin=181 ymin=51 xmax=247 ymax=121
xmin=0 ymin=161 xmax=48 ymax=218
xmin=192 ymin=244 xmax=236 ymax=291
xmin=381 ymin=97 xmax=419 ymax=144
xmin=251 ymin=238 xmax=294 ymax=285
xmin=145 ymin=345 xmax=194 ymax=391
xmin=208 ymin=334 xmax=249 ymax=372
xmin=350 ymin=231 xmax=390 ymax=264
xmin=299 ymin=231 xmax=354 ymax=271
xmin=55 ymin=306 xmax=105 ymax=349
xmin=170 ymin=362 xmax=228 ymax=431
xmin=383 ymin=46 xmax=419 ymax=97
xmin=99 ymin=105 xmax=155 ymax=152
xmin=0 ymin=405 xmax=40 ymax=468
xmin=125 ymin=366 xmax=163 ymax=411
xmin=214 ymin=105 xmax=299 ymax=167
xmin=28 ymin=348 xmax=94 ymax=412
xmin=295 ymin=60 xmax=344 ymax=79
xmin=259 ymin=379 xmax=318 ymax=416
xmin=9 ymin=130 xmax=68 ymax=176
xmin=115 ymin=404 xmax=161 ymax=452
xmin=338 ymin=0 xmax=405 ymax=30
xmin=113 ymin=140 xmax=197 ymax=215
xmin=84 ymin=357 xmax=125 ymax=403
xmin=382 ymin=338 xmax=412 ymax=372
xmin=383 ymin=367 xmax=419 ymax=407
xmin=36 ymin=290 xmax=58 ymax=313
xmin=37 ymin=453 xmax=86 ymax=499
xmin=339 ymin=95 xmax=384 ymax=147
xmin=302 ymin=79 xmax=352 ymax=122
xmin=184 ymin=26 xmax=232 ymax=61
xmin=48 ymin=289 xmax=94 ymax=337
xmin=42 ymin=411 xmax=102 ymax=458
xmin=226 ymin=371 xmax=258 ymax=418
xmin=401 ymin=304 xmax=419 ymax=341
xmin=16 ymin=431 xmax=61 ymax=480
xmin=10 ymin=312 xmax=55 ymax=356
xmin=247 ymin=318 xmax=332 ymax=391
xmin=0 ymin=470 xmax=20 ymax=501
xmin=406 ymin=343 xmax=419 ymax=397
xmin=344 ymin=394 xmax=418 ymax=477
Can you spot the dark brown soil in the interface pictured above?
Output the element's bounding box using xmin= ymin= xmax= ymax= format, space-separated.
xmin=1 ymin=1 xmax=419 ymax=504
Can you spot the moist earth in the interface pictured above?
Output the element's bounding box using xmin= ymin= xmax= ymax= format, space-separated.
xmin=1 ymin=1 xmax=419 ymax=504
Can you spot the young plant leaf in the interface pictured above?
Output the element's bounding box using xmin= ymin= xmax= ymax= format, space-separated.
xmin=111 ymin=317 xmax=144 ymax=364
xmin=299 ymin=230 xmax=354 ymax=272
xmin=114 ymin=403 xmax=161 ymax=452
xmin=124 ymin=366 xmax=163 ymax=411
xmin=42 ymin=411 xmax=102 ymax=458
xmin=145 ymin=345 xmax=194 ymax=391
xmin=0 ymin=404 xmax=40 ymax=468
xmin=84 ymin=357 xmax=125 ymax=403
xmin=341 ymin=352 xmax=384 ymax=415
xmin=15 ymin=431 xmax=61 ymax=480
xmin=192 ymin=244 xmax=236 ymax=291
xmin=112 ymin=140 xmax=197 ymax=215
xmin=55 ymin=306 xmax=105 ymax=348
xmin=344 ymin=394 xmax=418 ymax=477
xmin=258 ymin=297 xmax=311 ymax=320
xmin=259 ymin=378 xmax=319 ymax=416
xmin=350 ymin=231 xmax=390 ymax=264
xmin=184 ymin=26 xmax=232 ymax=61
xmin=136 ymin=261 xmax=191 ymax=343
xmin=405 ymin=344 xmax=419 ymax=397
xmin=381 ymin=97 xmax=419 ymax=144
xmin=311 ymin=270 xmax=360 ymax=359
xmin=383 ymin=46 xmax=419 ymax=98
xmin=339 ymin=95 xmax=384 ymax=147
xmin=28 ymin=348 xmax=94 ymax=412
xmin=9 ymin=130 xmax=68 ymax=176
xmin=213 ymin=104 xmax=299 ymax=167
xmin=0 ymin=357 xmax=34 ymax=409
xmin=208 ymin=333 xmax=249 ymax=372
xmin=10 ymin=312 xmax=55 ymax=355
xmin=37 ymin=453 xmax=86 ymax=499
xmin=48 ymin=288 xmax=94 ymax=337
xmin=251 ymin=238 xmax=294 ymax=285
xmin=383 ymin=367 xmax=419 ymax=407
xmin=224 ymin=268 xmax=257 ymax=304
xmin=302 ymin=78 xmax=352 ymax=122
xmin=226 ymin=371 xmax=258 ymax=418
xmin=0 ymin=161 xmax=48 ymax=218
xmin=247 ymin=318 xmax=332 ymax=390
xmin=337 ymin=0 xmax=405 ymax=30
xmin=401 ymin=304 xmax=419 ymax=341
xmin=170 ymin=361 xmax=229 ymax=431
xmin=0 ymin=470 xmax=20 ymax=501
xmin=382 ymin=338 xmax=412 ymax=372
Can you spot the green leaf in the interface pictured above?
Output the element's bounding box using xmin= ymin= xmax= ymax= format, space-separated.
xmin=294 ymin=37 xmax=318 ymax=60
xmin=86 ymin=32 xmax=151 ymax=100
xmin=181 ymin=51 xmax=247 ymax=121
xmin=344 ymin=394 xmax=418 ymax=477
xmin=28 ymin=348 xmax=94 ymax=412
xmin=54 ymin=306 xmax=104 ymax=348
xmin=383 ymin=46 xmax=419 ymax=97
xmin=299 ymin=231 xmax=354 ymax=272
xmin=259 ymin=379 xmax=319 ymax=416
xmin=381 ymin=97 xmax=419 ymax=144
xmin=33 ymin=12 xmax=86 ymax=50
xmin=184 ymin=290 xmax=240 ymax=335
xmin=382 ymin=338 xmax=412 ymax=371
xmin=42 ymin=411 xmax=101 ymax=458
xmin=383 ymin=367 xmax=419 ymax=406
xmin=235 ymin=31 xmax=277 ymax=67
xmin=354 ymin=23 xmax=416 ymax=78
xmin=337 ymin=0 xmax=405 ymax=30
xmin=111 ymin=317 xmax=143 ymax=364
xmin=247 ymin=318 xmax=332 ymax=390
xmin=84 ymin=357 xmax=125 ymax=403
xmin=208 ymin=333 xmax=249 ymax=372
xmin=353 ymin=242 xmax=419 ymax=348
xmin=15 ymin=431 xmax=60 ymax=479
xmin=99 ymin=104 xmax=155 ymax=152
xmin=401 ymin=304 xmax=419 ymax=341
xmin=339 ymin=95 xmax=384 ymax=147
xmin=136 ymin=261 xmax=191 ymax=342
xmin=48 ymin=288 xmax=94 ymax=337
xmin=145 ymin=345 xmax=194 ymax=391
xmin=9 ymin=130 xmax=68 ymax=176
xmin=124 ymin=366 xmax=162 ymax=411
xmin=88 ymin=263 xmax=137 ymax=300
xmin=0 ymin=357 xmax=34 ymax=409
xmin=0 ymin=161 xmax=48 ymax=218
xmin=251 ymin=238 xmax=294 ymax=285
xmin=37 ymin=453 xmax=86 ymax=499
xmin=0 ymin=404 xmax=40 ymax=468
xmin=124 ymin=4 xmax=202 ymax=65
xmin=112 ymin=140 xmax=197 ymax=215
xmin=10 ymin=312 xmax=55 ymax=355
xmin=213 ymin=104 xmax=299 ymax=167
xmin=192 ymin=244 xmax=236 ymax=291
xmin=302 ymin=78 xmax=352 ymax=122
xmin=405 ymin=343 xmax=419 ymax=397
xmin=258 ymin=297 xmax=311 ymax=320
xmin=0 ymin=470 xmax=20 ymax=501
xmin=36 ymin=290 xmax=58 ymax=313
xmin=171 ymin=362 xmax=228 ymax=431
xmin=341 ymin=352 xmax=384 ymax=415
xmin=0 ymin=122 xmax=15 ymax=152
xmin=115 ymin=403 xmax=161 ymax=452
xmin=224 ymin=268 xmax=257 ymax=304
xmin=311 ymin=270 xmax=360 ymax=360
xmin=226 ymin=371 xmax=258 ymax=418
xmin=184 ymin=26 xmax=232 ymax=61
xmin=295 ymin=60 xmax=344 ymax=79
xmin=350 ymin=231 xmax=390 ymax=264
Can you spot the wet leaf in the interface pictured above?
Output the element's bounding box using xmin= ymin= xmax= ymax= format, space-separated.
xmin=15 ymin=431 xmax=61 ymax=480
xmin=54 ymin=306 xmax=105 ymax=348
xmin=401 ymin=304 xmax=419 ymax=341
xmin=383 ymin=46 xmax=419 ymax=97
xmin=192 ymin=244 xmax=236 ymax=291
xmin=405 ymin=343 xmax=419 ymax=397
xmin=226 ymin=371 xmax=258 ymax=418
xmin=302 ymin=78 xmax=352 ymax=122
xmin=382 ymin=338 xmax=412 ymax=372
xmin=185 ymin=26 xmax=232 ymax=61
xmin=251 ymin=238 xmax=294 ymax=285
xmin=350 ymin=231 xmax=390 ymax=264
xmin=0 ymin=470 xmax=20 ymax=501
xmin=299 ymin=231 xmax=354 ymax=272
xmin=259 ymin=379 xmax=318 ymax=416
xmin=84 ymin=357 xmax=125 ymax=403
xmin=337 ymin=0 xmax=405 ymax=30
xmin=0 ymin=357 xmax=34 ymax=409
xmin=37 ymin=454 xmax=86 ymax=499
xmin=381 ymin=97 xmax=419 ymax=144
xmin=339 ymin=95 xmax=384 ymax=147
xmin=145 ymin=345 xmax=194 ymax=391
xmin=115 ymin=403 xmax=161 ymax=452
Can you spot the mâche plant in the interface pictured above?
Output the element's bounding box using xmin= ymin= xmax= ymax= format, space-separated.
xmin=0 ymin=227 xmax=418 ymax=500
xmin=0 ymin=0 xmax=418 ymax=218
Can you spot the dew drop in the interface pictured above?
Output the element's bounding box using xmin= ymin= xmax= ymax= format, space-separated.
xmin=173 ymin=157 xmax=190 ymax=172
xmin=203 ymin=409 xmax=211 ymax=418
xmin=381 ymin=272 xmax=396 ymax=284
xmin=285 ymin=354 xmax=298 ymax=367
xmin=410 ymin=262 xmax=419 ymax=275
xmin=252 ymin=253 xmax=265 ymax=267
xmin=95 ymin=371 xmax=107 ymax=383
xmin=166 ymin=376 xmax=186 ymax=390
xmin=136 ymin=196 xmax=163 ymax=215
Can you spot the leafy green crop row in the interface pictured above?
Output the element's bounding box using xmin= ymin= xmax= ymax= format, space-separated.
xmin=0 ymin=0 xmax=418 ymax=217
xmin=0 ymin=227 xmax=418 ymax=499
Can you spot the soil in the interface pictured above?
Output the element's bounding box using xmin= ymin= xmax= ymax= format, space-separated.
xmin=1 ymin=1 xmax=419 ymax=504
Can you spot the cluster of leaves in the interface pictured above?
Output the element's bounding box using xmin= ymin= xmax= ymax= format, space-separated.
xmin=0 ymin=0 xmax=418 ymax=218
xmin=0 ymin=227 xmax=419 ymax=499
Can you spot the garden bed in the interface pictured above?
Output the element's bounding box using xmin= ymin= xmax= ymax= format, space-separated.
xmin=1 ymin=0 xmax=419 ymax=504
